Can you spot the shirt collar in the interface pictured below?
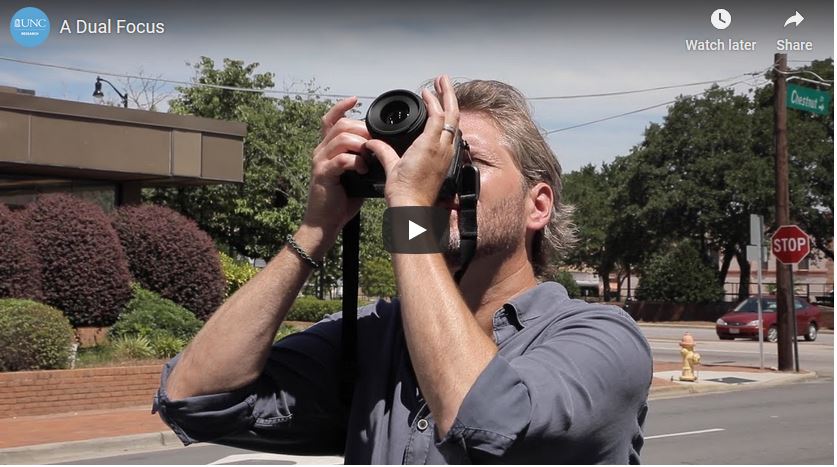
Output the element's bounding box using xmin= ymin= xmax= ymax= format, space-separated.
xmin=502 ymin=281 xmax=570 ymax=326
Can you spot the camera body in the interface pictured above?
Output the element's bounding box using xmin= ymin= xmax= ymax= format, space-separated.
xmin=340 ymin=89 xmax=467 ymax=199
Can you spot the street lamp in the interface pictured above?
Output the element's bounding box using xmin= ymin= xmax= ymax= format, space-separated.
xmin=92 ymin=76 xmax=128 ymax=108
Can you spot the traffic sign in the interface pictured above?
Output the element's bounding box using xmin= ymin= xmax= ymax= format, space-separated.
xmin=771 ymin=224 xmax=811 ymax=265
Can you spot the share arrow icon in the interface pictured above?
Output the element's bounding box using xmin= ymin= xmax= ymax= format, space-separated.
xmin=784 ymin=11 xmax=804 ymax=27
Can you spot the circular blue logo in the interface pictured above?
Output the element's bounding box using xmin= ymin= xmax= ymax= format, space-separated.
xmin=10 ymin=7 xmax=50 ymax=48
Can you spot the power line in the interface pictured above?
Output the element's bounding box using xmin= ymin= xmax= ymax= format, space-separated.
xmin=0 ymin=56 xmax=378 ymax=100
xmin=528 ymin=71 xmax=761 ymax=100
xmin=771 ymin=66 xmax=833 ymax=84
xmin=545 ymin=78 xmax=764 ymax=134
xmin=0 ymin=55 xmax=773 ymax=102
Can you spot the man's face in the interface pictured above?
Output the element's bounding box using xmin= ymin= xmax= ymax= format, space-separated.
xmin=440 ymin=111 xmax=528 ymax=266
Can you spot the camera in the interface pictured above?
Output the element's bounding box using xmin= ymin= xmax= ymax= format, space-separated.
xmin=340 ymin=89 xmax=468 ymax=199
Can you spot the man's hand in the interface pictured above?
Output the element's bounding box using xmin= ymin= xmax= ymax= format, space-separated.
xmin=366 ymin=75 xmax=460 ymax=207
xmin=301 ymin=97 xmax=369 ymax=253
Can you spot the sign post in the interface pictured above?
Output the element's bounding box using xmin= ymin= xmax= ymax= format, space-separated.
xmin=748 ymin=214 xmax=765 ymax=370
xmin=771 ymin=224 xmax=811 ymax=372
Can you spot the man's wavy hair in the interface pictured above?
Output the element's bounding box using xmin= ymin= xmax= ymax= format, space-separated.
xmin=451 ymin=79 xmax=577 ymax=276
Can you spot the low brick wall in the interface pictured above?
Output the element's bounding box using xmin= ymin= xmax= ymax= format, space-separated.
xmin=0 ymin=364 xmax=164 ymax=418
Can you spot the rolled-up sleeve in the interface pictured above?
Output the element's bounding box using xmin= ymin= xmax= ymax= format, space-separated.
xmin=436 ymin=308 xmax=652 ymax=463
xmin=152 ymin=316 xmax=348 ymax=455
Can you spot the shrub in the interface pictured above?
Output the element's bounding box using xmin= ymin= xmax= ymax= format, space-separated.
xmin=636 ymin=241 xmax=724 ymax=303
xmin=551 ymin=270 xmax=581 ymax=299
xmin=0 ymin=299 xmax=74 ymax=371
xmin=24 ymin=194 xmax=132 ymax=326
xmin=287 ymin=296 xmax=343 ymax=322
xmin=110 ymin=335 xmax=155 ymax=360
xmin=150 ymin=334 xmax=186 ymax=359
xmin=110 ymin=285 xmax=203 ymax=342
xmin=0 ymin=204 xmax=42 ymax=300
xmin=112 ymin=204 xmax=225 ymax=320
xmin=220 ymin=252 xmax=258 ymax=298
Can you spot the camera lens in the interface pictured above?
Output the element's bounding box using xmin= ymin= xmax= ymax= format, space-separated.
xmin=381 ymin=101 xmax=410 ymax=126
xmin=366 ymin=90 xmax=427 ymax=155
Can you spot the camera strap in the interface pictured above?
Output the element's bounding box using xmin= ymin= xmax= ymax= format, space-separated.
xmin=454 ymin=163 xmax=480 ymax=283
xmin=340 ymin=214 xmax=360 ymax=414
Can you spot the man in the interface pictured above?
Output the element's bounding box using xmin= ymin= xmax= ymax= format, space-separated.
xmin=153 ymin=76 xmax=652 ymax=464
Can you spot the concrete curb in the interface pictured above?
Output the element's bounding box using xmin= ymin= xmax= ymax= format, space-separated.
xmin=0 ymin=431 xmax=182 ymax=465
xmin=649 ymin=371 xmax=819 ymax=400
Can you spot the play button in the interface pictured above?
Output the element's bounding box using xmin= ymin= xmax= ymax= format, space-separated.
xmin=408 ymin=221 xmax=426 ymax=240
xmin=383 ymin=207 xmax=450 ymax=254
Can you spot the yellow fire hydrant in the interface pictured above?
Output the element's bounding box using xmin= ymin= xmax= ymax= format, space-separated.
xmin=678 ymin=332 xmax=701 ymax=382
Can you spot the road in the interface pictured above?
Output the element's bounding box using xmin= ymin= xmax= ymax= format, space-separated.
xmin=642 ymin=324 xmax=834 ymax=377
xmin=59 ymin=324 xmax=833 ymax=465
xmin=643 ymin=379 xmax=833 ymax=464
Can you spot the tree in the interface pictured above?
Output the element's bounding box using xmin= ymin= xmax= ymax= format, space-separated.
xmin=145 ymin=57 xmax=330 ymax=261
xmin=562 ymin=164 xmax=616 ymax=299
xmin=120 ymin=68 xmax=172 ymax=111
xmin=635 ymin=241 xmax=724 ymax=304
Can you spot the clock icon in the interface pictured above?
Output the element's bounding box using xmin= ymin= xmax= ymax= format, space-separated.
xmin=711 ymin=9 xmax=732 ymax=30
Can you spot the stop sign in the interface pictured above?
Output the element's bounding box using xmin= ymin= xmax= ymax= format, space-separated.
xmin=771 ymin=224 xmax=811 ymax=265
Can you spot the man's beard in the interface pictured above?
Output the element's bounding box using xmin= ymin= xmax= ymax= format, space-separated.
xmin=443 ymin=193 xmax=526 ymax=268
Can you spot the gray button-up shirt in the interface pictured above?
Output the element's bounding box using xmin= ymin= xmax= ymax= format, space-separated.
xmin=153 ymin=282 xmax=652 ymax=464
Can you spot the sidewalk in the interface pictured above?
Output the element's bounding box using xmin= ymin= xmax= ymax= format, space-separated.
xmin=0 ymin=362 xmax=818 ymax=464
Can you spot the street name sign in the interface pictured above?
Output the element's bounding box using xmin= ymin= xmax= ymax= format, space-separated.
xmin=786 ymin=84 xmax=831 ymax=115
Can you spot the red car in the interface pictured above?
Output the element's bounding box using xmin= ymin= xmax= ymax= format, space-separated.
xmin=715 ymin=296 xmax=822 ymax=342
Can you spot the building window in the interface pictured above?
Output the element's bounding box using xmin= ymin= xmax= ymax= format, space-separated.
xmin=798 ymin=255 xmax=810 ymax=270
xmin=0 ymin=176 xmax=116 ymax=212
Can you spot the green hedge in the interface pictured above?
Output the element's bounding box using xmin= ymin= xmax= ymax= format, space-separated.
xmin=109 ymin=285 xmax=203 ymax=342
xmin=286 ymin=296 xmax=343 ymax=322
xmin=0 ymin=299 xmax=75 ymax=371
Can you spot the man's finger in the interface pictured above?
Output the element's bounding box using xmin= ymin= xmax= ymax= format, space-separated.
xmin=438 ymin=75 xmax=460 ymax=143
xmin=316 ymin=153 xmax=369 ymax=180
xmin=364 ymin=140 xmax=400 ymax=176
xmin=421 ymin=88 xmax=445 ymax=139
xmin=320 ymin=118 xmax=370 ymax=149
xmin=317 ymin=133 xmax=368 ymax=163
xmin=321 ymin=97 xmax=358 ymax=136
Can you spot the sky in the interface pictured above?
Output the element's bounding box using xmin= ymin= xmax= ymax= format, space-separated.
xmin=0 ymin=0 xmax=833 ymax=173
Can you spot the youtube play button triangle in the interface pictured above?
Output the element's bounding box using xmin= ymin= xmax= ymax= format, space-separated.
xmin=383 ymin=207 xmax=450 ymax=254
xmin=408 ymin=220 xmax=426 ymax=240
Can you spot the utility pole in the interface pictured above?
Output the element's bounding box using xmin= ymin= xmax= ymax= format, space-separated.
xmin=773 ymin=53 xmax=794 ymax=371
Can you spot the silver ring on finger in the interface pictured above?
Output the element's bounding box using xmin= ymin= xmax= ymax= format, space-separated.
xmin=442 ymin=123 xmax=457 ymax=136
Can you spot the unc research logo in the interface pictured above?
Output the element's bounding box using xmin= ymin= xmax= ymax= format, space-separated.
xmin=10 ymin=7 xmax=50 ymax=47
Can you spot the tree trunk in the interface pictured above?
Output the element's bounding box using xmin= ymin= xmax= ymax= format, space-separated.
xmin=735 ymin=247 xmax=751 ymax=301
xmin=599 ymin=266 xmax=612 ymax=301
xmin=719 ymin=247 xmax=734 ymax=288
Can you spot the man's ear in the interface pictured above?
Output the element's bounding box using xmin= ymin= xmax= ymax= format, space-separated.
xmin=526 ymin=182 xmax=553 ymax=232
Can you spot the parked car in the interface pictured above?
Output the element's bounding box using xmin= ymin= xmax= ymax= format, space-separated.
xmin=715 ymin=295 xmax=821 ymax=342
